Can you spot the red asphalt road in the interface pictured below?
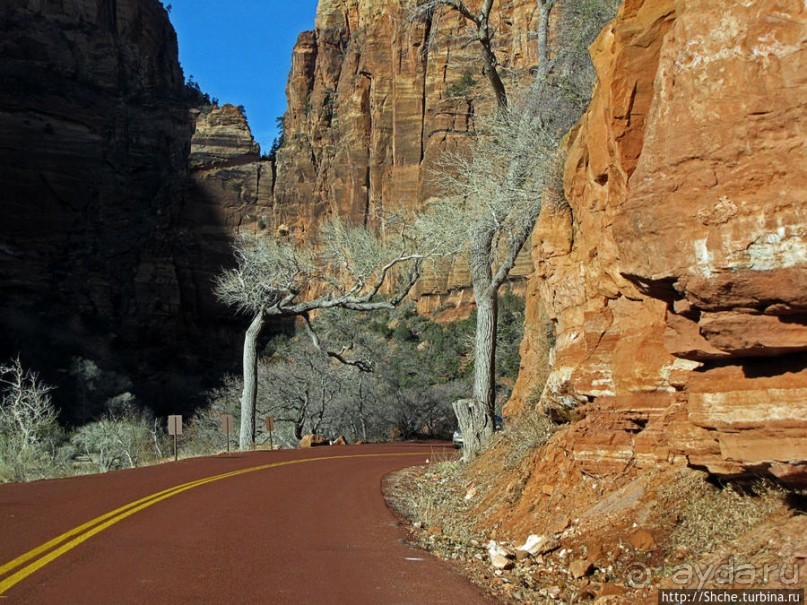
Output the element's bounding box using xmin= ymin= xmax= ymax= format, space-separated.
xmin=0 ymin=443 xmax=492 ymax=604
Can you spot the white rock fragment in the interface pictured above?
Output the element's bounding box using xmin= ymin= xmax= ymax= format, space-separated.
xmin=487 ymin=541 xmax=515 ymax=570
xmin=517 ymin=534 xmax=555 ymax=556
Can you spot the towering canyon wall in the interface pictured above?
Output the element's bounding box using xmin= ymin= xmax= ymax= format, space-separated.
xmin=273 ymin=0 xmax=542 ymax=313
xmin=510 ymin=0 xmax=807 ymax=485
xmin=186 ymin=104 xmax=274 ymax=319
xmin=0 ymin=0 xmax=250 ymax=419
xmin=0 ymin=0 xmax=191 ymax=337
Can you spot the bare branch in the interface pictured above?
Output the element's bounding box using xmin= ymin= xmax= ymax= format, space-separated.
xmin=301 ymin=313 xmax=374 ymax=373
xmin=405 ymin=0 xmax=507 ymax=108
xmin=214 ymin=215 xmax=427 ymax=449
xmin=415 ymin=0 xmax=618 ymax=458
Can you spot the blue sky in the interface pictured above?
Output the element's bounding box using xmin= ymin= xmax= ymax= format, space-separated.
xmin=167 ymin=1 xmax=320 ymax=154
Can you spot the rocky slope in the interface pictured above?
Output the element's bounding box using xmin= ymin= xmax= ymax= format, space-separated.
xmin=392 ymin=6 xmax=806 ymax=595
xmin=273 ymin=0 xmax=543 ymax=315
xmin=0 ymin=0 xmax=251 ymax=420
xmin=508 ymin=0 xmax=806 ymax=485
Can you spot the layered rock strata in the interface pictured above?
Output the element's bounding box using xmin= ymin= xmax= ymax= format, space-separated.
xmin=0 ymin=0 xmax=248 ymax=418
xmin=509 ymin=0 xmax=807 ymax=484
xmin=186 ymin=104 xmax=274 ymax=316
xmin=273 ymin=0 xmax=545 ymax=315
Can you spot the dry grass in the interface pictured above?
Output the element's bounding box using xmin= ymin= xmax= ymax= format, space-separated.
xmin=497 ymin=412 xmax=556 ymax=471
xmin=661 ymin=472 xmax=786 ymax=557
xmin=386 ymin=460 xmax=479 ymax=544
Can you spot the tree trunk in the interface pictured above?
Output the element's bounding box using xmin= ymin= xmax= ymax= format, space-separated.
xmin=357 ymin=376 xmax=369 ymax=442
xmin=360 ymin=416 xmax=368 ymax=443
xmin=239 ymin=309 xmax=264 ymax=450
xmin=535 ymin=0 xmax=556 ymax=77
xmin=455 ymin=232 xmax=499 ymax=460
xmin=453 ymin=398 xmax=491 ymax=462
xmin=473 ymin=288 xmax=498 ymax=423
xmin=479 ymin=38 xmax=508 ymax=109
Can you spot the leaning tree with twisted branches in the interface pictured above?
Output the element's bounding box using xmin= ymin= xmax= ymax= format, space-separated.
xmin=215 ymin=217 xmax=423 ymax=450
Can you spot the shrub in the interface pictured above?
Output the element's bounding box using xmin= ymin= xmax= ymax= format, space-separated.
xmin=70 ymin=397 xmax=166 ymax=473
xmin=0 ymin=358 xmax=68 ymax=482
xmin=446 ymin=70 xmax=477 ymax=98
xmin=663 ymin=473 xmax=785 ymax=557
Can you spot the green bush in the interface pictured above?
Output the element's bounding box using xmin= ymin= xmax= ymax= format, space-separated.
xmin=446 ymin=70 xmax=477 ymax=98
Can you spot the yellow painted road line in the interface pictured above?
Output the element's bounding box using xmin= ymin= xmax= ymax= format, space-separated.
xmin=0 ymin=452 xmax=426 ymax=596
xmin=1 ymin=478 xmax=220 ymax=576
xmin=0 ymin=465 xmax=257 ymax=578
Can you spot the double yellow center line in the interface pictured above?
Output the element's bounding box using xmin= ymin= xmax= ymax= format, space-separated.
xmin=0 ymin=452 xmax=426 ymax=597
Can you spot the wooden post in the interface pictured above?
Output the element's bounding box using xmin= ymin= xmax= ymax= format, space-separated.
xmin=221 ymin=414 xmax=234 ymax=453
xmin=167 ymin=415 xmax=183 ymax=461
xmin=266 ymin=416 xmax=275 ymax=450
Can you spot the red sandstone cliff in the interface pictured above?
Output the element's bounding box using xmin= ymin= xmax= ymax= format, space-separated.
xmin=273 ymin=0 xmax=543 ymax=313
xmin=186 ymin=104 xmax=274 ymax=317
xmin=273 ymin=0 xmax=805 ymax=484
xmin=509 ymin=0 xmax=807 ymax=485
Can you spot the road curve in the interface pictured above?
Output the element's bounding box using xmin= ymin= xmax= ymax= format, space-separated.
xmin=0 ymin=443 xmax=492 ymax=604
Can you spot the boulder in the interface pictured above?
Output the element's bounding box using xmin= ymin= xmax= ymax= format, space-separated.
xmin=300 ymin=434 xmax=329 ymax=448
xmin=517 ymin=534 xmax=560 ymax=557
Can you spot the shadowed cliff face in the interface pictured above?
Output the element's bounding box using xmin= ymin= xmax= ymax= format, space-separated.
xmin=186 ymin=104 xmax=275 ymax=319
xmin=0 ymin=0 xmax=247 ymax=421
xmin=509 ymin=0 xmax=807 ymax=485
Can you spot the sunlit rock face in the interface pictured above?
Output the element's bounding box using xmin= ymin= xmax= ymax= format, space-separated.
xmin=187 ymin=104 xmax=275 ymax=318
xmin=509 ymin=0 xmax=807 ymax=485
xmin=274 ymin=0 xmax=542 ymax=318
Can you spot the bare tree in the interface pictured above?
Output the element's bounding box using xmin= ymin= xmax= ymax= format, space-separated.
xmin=197 ymin=356 xmax=371 ymax=450
xmin=69 ymin=396 xmax=162 ymax=473
xmin=215 ymin=217 xmax=423 ymax=450
xmin=0 ymin=358 xmax=57 ymax=447
xmin=535 ymin=0 xmax=558 ymax=77
xmin=408 ymin=0 xmax=508 ymax=108
xmin=418 ymin=0 xmax=616 ymax=460
xmin=419 ymin=101 xmax=564 ymax=459
xmin=0 ymin=358 xmax=63 ymax=482
xmin=406 ymin=0 xmax=611 ymax=105
xmin=260 ymin=347 xmax=348 ymax=442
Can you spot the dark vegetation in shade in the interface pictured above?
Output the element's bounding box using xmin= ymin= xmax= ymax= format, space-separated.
xmin=190 ymin=292 xmax=525 ymax=449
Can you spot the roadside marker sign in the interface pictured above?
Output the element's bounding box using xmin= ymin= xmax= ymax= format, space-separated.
xmin=220 ymin=414 xmax=234 ymax=452
xmin=167 ymin=415 xmax=182 ymax=461
xmin=167 ymin=415 xmax=183 ymax=436
xmin=266 ymin=416 xmax=275 ymax=450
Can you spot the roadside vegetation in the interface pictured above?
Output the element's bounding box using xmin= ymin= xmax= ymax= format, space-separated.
xmin=1 ymin=0 xmax=613 ymax=479
xmin=407 ymin=0 xmax=619 ymax=459
xmin=191 ymin=294 xmax=523 ymax=450
xmin=0 ymin=293 xmax=524 ymax=482
xmin=0 ymin=357 xmax=171 ymax=482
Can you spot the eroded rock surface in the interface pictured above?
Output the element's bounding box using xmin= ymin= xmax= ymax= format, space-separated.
xmin=0 ymin=1 xmax=250 ymax=418
xmin=274 ymin=0 xmax=541 ymax=316
xmin=186 ymin=104 xmax=274 ymax=316
xmin=509 ymin=0 xmax=807 ymax=484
